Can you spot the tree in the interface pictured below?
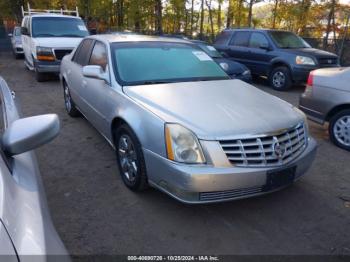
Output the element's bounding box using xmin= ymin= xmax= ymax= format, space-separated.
xmin=199 ymin=0 xmax=204 ymax=38
xmin=155 ymin=0 xmax=163 ymax=34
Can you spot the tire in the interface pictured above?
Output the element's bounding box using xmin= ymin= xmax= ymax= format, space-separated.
xmin=114 ymin=124 xmax=148 ymax=191
xmin=63 ymin=82 xmax=81 ymax=117
xmin=329 ymin=109 xmax=350 ymax=151
xmin=269 ymin=66 xmax=292 ymax=91
xmin=35 ymin=67 xmax=47 ymax=82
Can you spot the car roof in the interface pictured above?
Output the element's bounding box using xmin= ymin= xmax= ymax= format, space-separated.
xmin=222 ymin=28 xmax=293 ymax=33
xmin=25 ymin=13 xmax=81 ymax=19
xmin=87 ymin=34 xmax=193 ymax=44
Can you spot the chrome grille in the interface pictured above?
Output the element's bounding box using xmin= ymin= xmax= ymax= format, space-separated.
xmin=200 ymin=186 xmax=263 ymax=201
xmin=219 ymin=123 xmax=307 ymax=167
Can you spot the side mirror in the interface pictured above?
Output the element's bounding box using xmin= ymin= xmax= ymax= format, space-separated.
xmin=20 ymin=27 xmax=29 ymax=36
xmin=8 ymin=33 xmax=13 ymax=37
xmin=220 ymin=52 xmax=229 ymax=58
xmin=1 ymin=114 xmax=60 ymax=156
xmin=82 ymin=65 xmax=109 ymax=83
xmin=219 ymin=62 xmax=229 ymax=72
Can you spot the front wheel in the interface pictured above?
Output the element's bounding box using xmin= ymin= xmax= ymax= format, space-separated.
xmin=63 ymin=83 xmax=81 ymax=117
xmin=114 ymin=124 xmax=148 ymax=191
xmin=269 ymin=66 xmax=292 ymax=91
xmin=329 ymin=109 xmax=350 ymax=151
xmin=34 ymin=67 xmax=47 ymax=82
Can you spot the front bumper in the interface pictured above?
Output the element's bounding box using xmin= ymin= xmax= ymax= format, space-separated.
xmin=144 ymin=137 xmax=317 ymax=204
xmin=231 ymin=73 xmax=252 ymax=83
xmin=34 ymin=59 xmax=61 ymax=73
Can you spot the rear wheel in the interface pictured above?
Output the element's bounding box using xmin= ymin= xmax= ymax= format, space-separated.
xmin=63 ymin=82 xmax=81 ymax=117
xmin=114 ymin=124 xmax=148 ymax=191
xmin=269 ymin=66 xmax=292 ymax=91
xmin=329 ymin=109 xmax=350 ymax=151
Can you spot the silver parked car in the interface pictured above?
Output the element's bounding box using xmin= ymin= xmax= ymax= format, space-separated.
xmin=60 ymin=35 xmax=317 ymax=204
xmin=299 ymin=67 xmax=350 ymax=151
xmin=0 ymin=77 xmax=69 ymax=259
xmin=8 ymin=26 xmax=24 ymax=59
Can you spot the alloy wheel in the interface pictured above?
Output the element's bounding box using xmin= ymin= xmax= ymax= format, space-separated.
xmin=118 ymin=134 xmax=138 ymax=182
xmin=333 ymin=115 xmax=350 ymax=147
xmin=272 ymin=71 xmax=286 ymax=88
xmin=64 ymin=85 xmax=72 ymax=112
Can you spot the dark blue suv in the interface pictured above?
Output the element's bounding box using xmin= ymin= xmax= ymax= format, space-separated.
xmin=214 ymin=29 xmax=339 ymax=90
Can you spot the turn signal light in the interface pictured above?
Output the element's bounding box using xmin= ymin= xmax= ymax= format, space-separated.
xmin=37 ymin=55 xmax=55 ymax=61
xmin=307 ymin=71 xmax=314 ymax=87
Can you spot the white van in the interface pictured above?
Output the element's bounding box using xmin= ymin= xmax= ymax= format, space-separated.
xmin=21 ymin=6 xmax=89 ymax=81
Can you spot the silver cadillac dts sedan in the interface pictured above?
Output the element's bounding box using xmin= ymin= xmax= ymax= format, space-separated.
xmin=60 ymin=35 xmax=317 ymax=203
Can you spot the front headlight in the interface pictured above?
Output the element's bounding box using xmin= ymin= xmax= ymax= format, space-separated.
xmin=296 ymin=56 xmax=315 ymax=65
xmin=165 ymin=123 xmax=205 ymax=164
xmin=36 ymin=46 xmax=55 ymax=61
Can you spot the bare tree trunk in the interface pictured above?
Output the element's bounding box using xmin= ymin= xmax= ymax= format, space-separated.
xmin=226 ymin=0 xmax=232 ymax=28
xmin=237 ymin=0 xmax=243 ymax=27
xmin=117 ymin=0 xmax=124 ymax=30
xmin=190 ymin=0 xmax=194 ymax=37
xmin=247 ymin=0 xmax=254 ymax=27
xmin=218 ymin=0 xmax=222 ymax=31
xmin=272 ymin=0 xmax=279 ymax=29
xmin=154 ymin=0 xmax=162 ymax=34
xmin=206 ymin=0 xmax=214 ymax=42
xmin=199 ymin=0 xmax=204 ymax=39
xmin=324 ymin=0 xmax=336 ymax=48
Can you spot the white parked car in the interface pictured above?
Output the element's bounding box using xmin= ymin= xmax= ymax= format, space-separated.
xmin=21 ymin=6 xmax=88 ymax=82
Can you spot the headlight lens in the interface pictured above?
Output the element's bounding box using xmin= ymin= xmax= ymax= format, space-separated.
xmin=296 ymin=56 xmax=315 ymax=65
xmin=36 ymin=46 xmax=55 ymax=61
xmin=165 ymin=123 xmax=205 ymax=164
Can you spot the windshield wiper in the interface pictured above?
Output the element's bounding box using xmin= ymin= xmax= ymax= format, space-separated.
xmin=60 ymin=34 xmax=83 ymax=37
xmin=35 ymin=33 xmax=56 ymax=37
xmin=140 ymin=80 xmax=175 ymax=85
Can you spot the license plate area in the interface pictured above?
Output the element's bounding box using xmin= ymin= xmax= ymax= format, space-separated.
xmin=263 ymin=166 xmax=296 ymax=192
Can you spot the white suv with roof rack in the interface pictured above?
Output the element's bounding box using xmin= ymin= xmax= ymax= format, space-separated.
xmin=21 ymin=4 xmax=89 ymax=81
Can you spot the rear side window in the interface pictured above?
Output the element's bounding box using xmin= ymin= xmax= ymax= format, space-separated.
xmin=215 ymin=31 xmax=232 ymax=45
xmin=73 ymin=39 xmax=94 ymax=66
xmin=249 ymin=33 xmax=269 ymax=48
xmin=229 ymin=32 xmax=250 ymax=47
xmin=89 ymin=41 xmax=108 ymax=71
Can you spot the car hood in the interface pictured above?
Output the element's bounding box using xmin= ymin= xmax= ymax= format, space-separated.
xmin=282 ymin=48 xmax=338 ymax=58
xmin=124 ymin=80 xmax=304 ymax=140
xmin=32 ymin=37 xmax=83 ymax=49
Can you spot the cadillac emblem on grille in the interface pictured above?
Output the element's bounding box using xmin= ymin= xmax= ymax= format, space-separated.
xmin=328 ymin=59 xmax=332 ymax=64
xmin=273 ymin=141 xmax=286 ymax=159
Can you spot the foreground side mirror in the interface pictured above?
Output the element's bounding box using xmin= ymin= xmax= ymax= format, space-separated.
xmin=20 ymin=27 xmax=29 ymax=36
xmin=1 ymin=114 xmax=60 ymax=156
xmin=8 ymin=33 xmax=13 ymax=37
xmin=82 ymin=65 xmax=109 ymax=83
xmin=259 ymin=43 xmax=271 ymax=51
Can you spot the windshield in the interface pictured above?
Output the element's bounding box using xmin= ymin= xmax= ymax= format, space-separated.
xmin=269 ymin=31 xmax=310 ymax=49
xmin=32 ymin=17 xmax=89 ymax=38
xmin=111 ymin=42 xmax=229 ymax=86
xmin=198 ymin=44 xmax=222 ymax=58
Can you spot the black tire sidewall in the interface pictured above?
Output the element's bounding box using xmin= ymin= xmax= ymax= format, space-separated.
xmin=329 ymin=109 xmax=350 ymax=151
xmin=114 ymin=124 xmax=148 ymax=191
xmin=269 ymin=66 xmax=292 ymax=91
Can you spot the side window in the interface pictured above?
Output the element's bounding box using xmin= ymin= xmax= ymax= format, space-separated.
xmin=229 ymin=32 xmax=250 ymax=47
xmin=89 ymin=41 xmax=108 ymax=71
xmin=73 ymin=39 xmax=93 ymax=66
xmin=215 ymin=31 xmax=232 ymax=45
xmin=249 ymin=33 xmax=269 ymax=48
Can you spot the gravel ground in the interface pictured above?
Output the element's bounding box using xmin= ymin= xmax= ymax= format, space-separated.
xmin=0 ymin=51 xmax=349 ymax=256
